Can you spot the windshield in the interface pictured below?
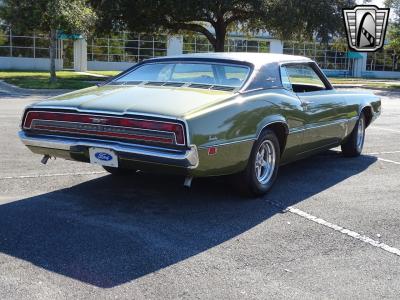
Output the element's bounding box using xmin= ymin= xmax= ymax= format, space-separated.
xmin=114 ymin=62 xmax=251 ymax=88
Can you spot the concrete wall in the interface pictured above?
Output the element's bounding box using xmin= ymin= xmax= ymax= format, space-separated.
xmin=361 ymin=71 xmax=400 ymax=79
xmin=269 ymin=39 xmax=283 ymax=54
xmin=73 ymin=40 xmax=88 ymax=72
xmin=167 ymin=36 xmax=183 ymax=56
xmin=87 ymin=61 xmax=135 ymax=71
xmin=0 ymin=57 xmax=63 ymax=71
xmin=322 ymin=69 xmax=350 ymax=77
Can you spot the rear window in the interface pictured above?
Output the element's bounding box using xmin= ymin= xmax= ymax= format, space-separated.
xmin=114 ymin=62 xmax=251 ymax=88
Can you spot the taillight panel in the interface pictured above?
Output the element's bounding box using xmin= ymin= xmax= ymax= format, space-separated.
xmin=23 ymin=110 xmax=186 ymax=146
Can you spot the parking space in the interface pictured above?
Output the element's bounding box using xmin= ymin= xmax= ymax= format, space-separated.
xmin=0 ymin=89 xmax=399 ymax=299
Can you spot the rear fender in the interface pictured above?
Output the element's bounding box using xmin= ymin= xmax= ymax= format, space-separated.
xmin=256 ymin=115 xmax=289 ymax=139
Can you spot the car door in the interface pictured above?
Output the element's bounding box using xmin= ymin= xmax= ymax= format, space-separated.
xmin=283 ymin=62 xmax=346 ymax=153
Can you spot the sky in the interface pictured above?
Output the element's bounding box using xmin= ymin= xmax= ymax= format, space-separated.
xmin=356 ymin=0 xmax=385 ymax=6
xmin=356 ymin=0 xmax=396 ymax=21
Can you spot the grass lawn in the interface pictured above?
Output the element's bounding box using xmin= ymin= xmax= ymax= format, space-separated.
xmin=328 ymin=77 xmax=400 ymax=89
xmin=0 ymin=70 xmax=115 ymax=90
xmin=86 ymin=71 xmax=120 ymax=77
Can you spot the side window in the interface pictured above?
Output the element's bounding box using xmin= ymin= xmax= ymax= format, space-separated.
xmin=284 ymin=64 xmax=328 ymax=93
xmin=280 ymin=67 xmax=292 ymax=91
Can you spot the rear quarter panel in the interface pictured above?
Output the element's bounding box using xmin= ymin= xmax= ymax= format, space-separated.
xmin=185 ymin=88 xmax=304 ymax=176
xmin=335 ymin=90 xmax=381 ymax=134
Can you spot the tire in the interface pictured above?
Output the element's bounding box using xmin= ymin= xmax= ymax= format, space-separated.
xmin=103 ymin=166 xmax=138 ymax=176
xmin=239 ymin=129 xmax=280 ymax=196
xmin=341 ymin=112 xmax=366 ymax=157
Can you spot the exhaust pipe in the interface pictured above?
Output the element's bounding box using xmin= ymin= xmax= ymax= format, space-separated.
xmin=183 ymin=176 xmax=193 ymax=188
xmin=41 ymin=154 xmax=51 ymax=165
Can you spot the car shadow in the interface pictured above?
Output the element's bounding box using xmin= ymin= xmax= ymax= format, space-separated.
xmin=0 ymin=151 xmax=377 ymax=288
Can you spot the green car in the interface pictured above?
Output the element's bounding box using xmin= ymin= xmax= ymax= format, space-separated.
xmin=19 ymin=53 xmax=381 ymax=195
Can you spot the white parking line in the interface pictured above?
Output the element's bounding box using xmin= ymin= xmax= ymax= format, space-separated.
xmin=288 ymin=207 xmax=400 ymax=256
xmin=366 ymin=150 xmax=400 ymax=155
xmin=370 ymin=126 xmax=400 ymax=133
xmin=377 ymin=158 xmax=400 ymax=165
xmin=267 ymin=200 xmax=400 ymax=257
xmin=0 ymin=171 xmax=106 ymax=180
xmin=333 ymin=150 xmax=400 ymax=164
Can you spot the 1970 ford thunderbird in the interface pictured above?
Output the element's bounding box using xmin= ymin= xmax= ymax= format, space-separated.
xmin=19 ymin=53 xmax=381 ymax=195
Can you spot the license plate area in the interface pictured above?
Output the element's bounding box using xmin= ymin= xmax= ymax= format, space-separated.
xmin=89 ymin=147 xmax=118 ymax=168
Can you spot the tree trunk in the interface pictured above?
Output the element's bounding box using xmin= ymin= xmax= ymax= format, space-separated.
xmin=214 ymin=20 xmax=226 ymax=52
xmin=214 ymin=37 xmax=225 ymax=52
xmin=49 ymin=28 xmax=57 ymax=83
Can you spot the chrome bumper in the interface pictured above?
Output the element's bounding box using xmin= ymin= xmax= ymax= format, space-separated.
xmin=19 ymin=131 xmax=199 ymax=169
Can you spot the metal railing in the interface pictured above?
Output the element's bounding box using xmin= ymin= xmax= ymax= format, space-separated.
xmin=366 ymin=50 xmax=399 ymax=72
xmin=283 ymin=41 xmax=351 ymax=71
xmin=87 ymin=33 xmax=168 ymax=63
xmin=182 ymin=35 xmax=270 ymax=53
xmin=2 ymin=26 xmax=399 ymax=73
xmin=0 ymin=27 xmax=51 ymax=58
xmin=0 ymin=28 xmax=168 ymax=63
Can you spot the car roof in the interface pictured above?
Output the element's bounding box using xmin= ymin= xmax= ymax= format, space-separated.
xmin=146 ymin=52 xmax=312 ymax=68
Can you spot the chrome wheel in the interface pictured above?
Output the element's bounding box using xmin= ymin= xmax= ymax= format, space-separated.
xmin=356 ymin=117 xmax=365 ymax=151
xmin=254 ymin=140 xmax=276 ymax=185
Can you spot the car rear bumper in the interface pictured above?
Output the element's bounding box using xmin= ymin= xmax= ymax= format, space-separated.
xmin=19 ymin=131 xmax=199 ymax=171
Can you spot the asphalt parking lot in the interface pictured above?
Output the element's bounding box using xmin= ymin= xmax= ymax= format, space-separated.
xmin=0 ymin=87 xmax=399 ymax=299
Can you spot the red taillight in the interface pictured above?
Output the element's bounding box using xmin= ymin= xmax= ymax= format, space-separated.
xmin=24 ymin=111 xmax=95 ymax=128
xmin=23 ymin=111 xmax=186 ymax=145
xmin=117 ymin=119 xmax=185 ymax=145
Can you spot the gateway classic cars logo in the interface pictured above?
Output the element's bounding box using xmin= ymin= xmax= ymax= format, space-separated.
xmin=343 ymin=5 xmax=390 ymax=52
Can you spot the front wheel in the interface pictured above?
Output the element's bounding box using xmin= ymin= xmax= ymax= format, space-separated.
xmin=341 ymin=112 xmax=366 ymax=157
xmin=239 ymin=129 xmax=280 ymax=196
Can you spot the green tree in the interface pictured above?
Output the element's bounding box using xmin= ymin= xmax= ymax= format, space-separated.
xmin=385 ymin=0 xmax=400 ymax=21
xmin=91 ymin=0 xmax=355 ymax=52
xmin=387 ymin=26 xmax=400 ymax=51
xmin=385 ymin=0 xmax=400 ymax=68
xmin=0 ymin=0 xmax=96 ymax=82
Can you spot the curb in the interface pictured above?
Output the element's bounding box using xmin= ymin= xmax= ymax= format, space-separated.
xmin=0 ymin=80 xmax=72 ymax=96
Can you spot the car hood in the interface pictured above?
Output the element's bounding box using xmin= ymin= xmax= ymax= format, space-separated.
xmin=32 ymin=85 xmax=235 ymax=118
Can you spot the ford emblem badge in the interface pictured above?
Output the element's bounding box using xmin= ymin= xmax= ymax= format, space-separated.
xmin=95 ymin=152 xmax=113 ymax=161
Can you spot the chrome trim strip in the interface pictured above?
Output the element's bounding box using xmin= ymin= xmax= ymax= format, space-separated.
xmin=26 ymin=106 xmax=192 ymax=145
xmin=111 ymin=60 xmax=252 ymax=92
xmin=279 ymin=61 xmax=334 ymax=90
xmin=289 ymin=128 xmax=305 ymax=134
xmin=22 ymin=132 xmax=184 ymax=153
xmin=288 ymin=117 xmax=359 ymax=134
xmin=19 ymin=131 xmax=199 ymax=169
xmin=257 ymin=121 xmax=289 ymax=140
xmin=197 ymin=138 xmax=255 ymax=149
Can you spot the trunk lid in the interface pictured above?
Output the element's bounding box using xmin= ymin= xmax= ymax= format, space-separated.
xmin=33 ymin=85 xmax=235 ymax=118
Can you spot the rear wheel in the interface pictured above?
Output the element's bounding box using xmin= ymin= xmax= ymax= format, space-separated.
xmin=103 ymin=166 xmax=138 ymax=176
xmin=239 ymin=129 xmax=280 ymax=196
xmin=341 ymin=112 xmax=366 ymax=157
